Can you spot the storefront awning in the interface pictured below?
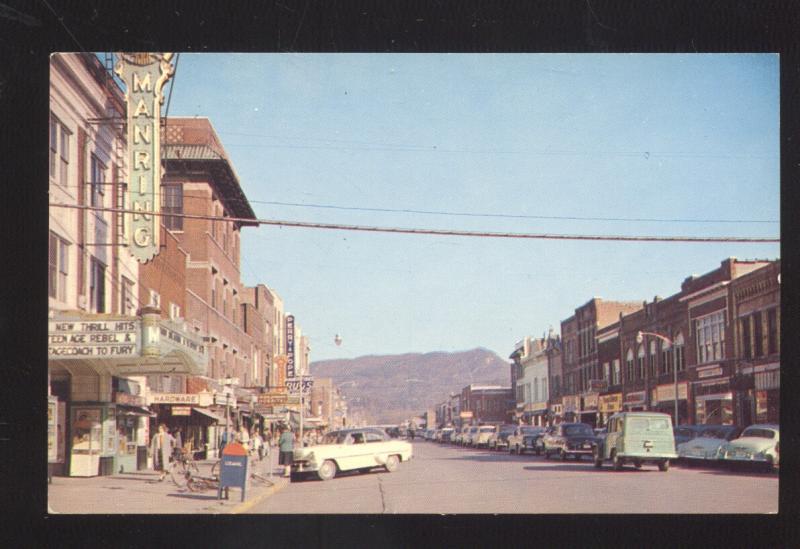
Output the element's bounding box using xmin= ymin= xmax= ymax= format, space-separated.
xmin=117 ymin=405 xmax=156 ymax=417
xmin=192 ymin=407 xmax=225 ymax=423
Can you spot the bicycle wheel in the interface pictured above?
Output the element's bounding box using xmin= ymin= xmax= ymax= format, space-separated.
xmin=187 ymin=477 xmax=210 ymax=492
xmin=170 ymin=460 xmax=189 ymax=488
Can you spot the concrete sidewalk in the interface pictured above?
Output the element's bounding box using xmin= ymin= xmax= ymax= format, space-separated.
xmin=48 ymin=456 xmax=289 ymax=514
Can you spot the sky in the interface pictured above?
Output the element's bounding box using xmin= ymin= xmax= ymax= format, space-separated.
xmin=164 ymin=53 xmax=780 ymax=362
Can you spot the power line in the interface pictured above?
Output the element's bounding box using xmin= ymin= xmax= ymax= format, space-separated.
xmin=50 ymin=184 xmax=780 ymax=225
xmin=48 ymin=203 xmax=780 ymax=244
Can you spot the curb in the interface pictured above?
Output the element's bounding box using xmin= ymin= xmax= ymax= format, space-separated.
xmin=229 ymin=477 xmax=290 ymax=514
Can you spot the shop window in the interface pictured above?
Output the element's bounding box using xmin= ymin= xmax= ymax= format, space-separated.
xmin=660 ymin=339 xmax=672 ymax=375
xmin=49 ymin=231 xmax=69 ymax=302
xmin=162 ymin=184 xmax=183 ymax=230
xmin=89 ymin=257 xmax=106 ymax=313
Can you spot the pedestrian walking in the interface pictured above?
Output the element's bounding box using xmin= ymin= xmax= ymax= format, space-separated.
xmin=278 ymin=426 xmax=294 ymax=477
xmin=238 ymin=425 xmax=250 ymax=446
xmin=150 ymin=424 xmax=175 ymax=481
xmin=251 ymin=430 xmax=264 ymax=461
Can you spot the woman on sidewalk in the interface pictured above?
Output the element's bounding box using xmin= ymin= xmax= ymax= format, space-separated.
xmin=150 ymin=424 xmax=175 ymax=482
xmin=278 ymin=426 xmax=294 ymax=478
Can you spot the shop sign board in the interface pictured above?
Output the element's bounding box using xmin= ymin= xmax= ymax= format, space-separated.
xmin=285 ymin=375 xmax=313 ymax=394
xmin=598 ymin=393 xmax=623 ymax=413
xmin=459 ymin=411 xmax=473 ymax=419
xmin=589 ymin=379 xmax=608 ymax=393
xmin=582 ymin=393 xmax=599 ymax=410
xmin=697 ymin=365 xmax=723 ymax=379
xmin=171 ymin=406 xmax=191 ymax=416
xmin=285 ymin=315 xmax=295 ymax=378
xmin=531 ymin=401 xmax=548 ymax=412
xmin=562 ymin=395 xmax=581 ymax=413
xmin=114 ymin=392 xmax=145 ymax=407
xmin=48 ymin=319 xmax=139 ymax=358
xmin=114 ymin=52 xmax=175 ymax=263
xmin=159 ymin=323 xmax=205 ymax=356
xmin=623 ymin=391 xmax=646 ymax=405
xmin=150 ymin=393 xmax=200 ymax=405
xmin=655 ymin=382 xmax=688 ymax=403
xmin=257 ymin=394 xmax=288 ymax=406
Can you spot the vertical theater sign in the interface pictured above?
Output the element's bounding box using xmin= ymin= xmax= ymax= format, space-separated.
xmin=115 ymin=53 xmax=175 ymax=263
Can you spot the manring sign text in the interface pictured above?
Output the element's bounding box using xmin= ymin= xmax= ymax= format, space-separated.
xmin=115 ymin=53 xmax=174 ymax=263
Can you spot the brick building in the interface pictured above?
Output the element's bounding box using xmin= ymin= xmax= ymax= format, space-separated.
xmin=460 ymin=384 xmax=514 ymax=425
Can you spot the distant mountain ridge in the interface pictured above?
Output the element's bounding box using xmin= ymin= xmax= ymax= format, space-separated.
xmin=310 ymin=348 xmax=510 ymax=424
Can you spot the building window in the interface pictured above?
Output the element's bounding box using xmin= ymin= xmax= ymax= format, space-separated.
xmin=211 ymin=279 xmax=217 ymax=310
xmin=534 ymin=378 xmax=539 ymax=402
xmin=50 ymin=114 xmax=71 ymax=186
xmin=120 ymin=276 xmax=135 ymax=315
xmin=674 ymin=333 xmax=685 ymax=372
xmin=753 ymin=311 xmax=764 ymax=357
xmin=636 ymin=345 xmax=645 ymax=379
xmin=660 ymin=339 xmax=672 ymax=375
xmin=740 ymin=316 xmax=752 ymax=359
xmin=89 ymin=258 xmax=106 ymax=313
xmin=696 ymin=311 xmax=725 ymax=364
xmin=90 ymin=154 xmax=105 ymax=207
xmin=767 ymin=308 xmax=778 ymax=355
xmin=649 ymin=340 xmax=657 ymax=378
xmin=612 ymin=359 xmax=620 ymax=386
xmin=48 ymin=232 xmax=69 ymax=301
xmin=162 ymin=184 xmax=183 ymax=230
xmin=170 ymin=302 xmax=181 ymax=320
xmin=625 ymin=349 xmax=634 ymax=382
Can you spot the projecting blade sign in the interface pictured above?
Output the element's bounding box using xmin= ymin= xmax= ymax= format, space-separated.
xmin=285 ymin=376 xmax=314 ymax=394
xmin=115 ymin=52 xmax=175 ymax=263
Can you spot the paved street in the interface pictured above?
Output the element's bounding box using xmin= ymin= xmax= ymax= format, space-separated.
xmin=250 ymin=440 xmax=778 ymax=514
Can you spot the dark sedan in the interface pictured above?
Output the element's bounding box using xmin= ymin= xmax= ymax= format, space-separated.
xmin=542 ymin=423 xmax=597 ymax=461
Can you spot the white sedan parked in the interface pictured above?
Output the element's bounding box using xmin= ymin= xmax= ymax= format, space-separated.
xmin=292 ymin=428 xmax=413 ymax=481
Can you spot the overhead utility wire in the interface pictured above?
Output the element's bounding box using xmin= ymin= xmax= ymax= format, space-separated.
xmin=49 ymin=203 xmax=780 ymax=244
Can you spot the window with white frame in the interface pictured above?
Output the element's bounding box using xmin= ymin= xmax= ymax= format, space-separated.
xmin=603 ymin=362 xmax=610 ymax=383
xmin=625 ymin=349 xmax=634 ymax=382
xmin=50 ymin=114 xmax=71 ymax=186
xmin=89 ymin=257 xmax=106 ymax=313
xmin=534 ymin=378 xmax=539 ymax=402
xmin=660 ymin=339 xmax=672 ymax=375
xmin=612 ymin=359 xmax=621 ymax=386
xmin=696 ymin=311 xmax=725 ymax=364
xmin=48 ymin=231 xmax=69 ymax=302
xmin=169 ymin=302 xmax=181 ymax=320
xmin=90 ymin=154 xmax=105 ymax=207
xmin=674 ymin=332 xmax=686 ymax=372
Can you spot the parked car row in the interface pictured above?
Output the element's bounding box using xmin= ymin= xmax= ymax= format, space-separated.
xmin=418 ymin=413 xmax=780 ymax=473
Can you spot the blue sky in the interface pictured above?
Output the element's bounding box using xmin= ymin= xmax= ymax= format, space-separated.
xmin=166 ymin=53 xmax=779 ymax=361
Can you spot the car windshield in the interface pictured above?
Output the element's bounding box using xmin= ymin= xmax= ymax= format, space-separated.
xmin=564 ymin=425 xmax=593 ymax=436
xmin=741 ymin=428 xmax=776 ymax=439
xmin=629 ymin=418 xmax=670 ymax=431
xmin=480 ymin=427 xmax=495 ymax=433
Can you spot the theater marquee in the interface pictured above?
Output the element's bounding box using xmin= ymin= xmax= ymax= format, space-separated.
xmin=115 ymin=52 xmax=175 ymax=263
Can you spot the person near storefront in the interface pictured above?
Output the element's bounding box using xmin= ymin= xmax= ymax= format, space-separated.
xmin=150 ymin=424 xmax=176 ymax=482
xmin=278 ymin=426 xmax=294 ymax=477
xmin=251 ymin=430 xmax=264 ymax=461
xmin=238 ymin=425 xmax=250 ymax=445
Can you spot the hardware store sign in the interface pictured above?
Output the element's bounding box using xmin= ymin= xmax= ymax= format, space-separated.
xmin=49 ymin=320 xmax=139 ymax=358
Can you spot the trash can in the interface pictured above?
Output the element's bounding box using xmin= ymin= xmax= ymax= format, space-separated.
xmin=137 ymin=446 xmax=148 ymax=470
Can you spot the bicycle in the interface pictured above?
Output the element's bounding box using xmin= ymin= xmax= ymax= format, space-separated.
xmin=168 ymin=448 xmax=201 ymax=489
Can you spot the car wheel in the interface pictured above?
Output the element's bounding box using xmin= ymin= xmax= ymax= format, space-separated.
xmin=633 ymin=459 xmax=642 ymax=469
xmin=612 ymin=450 xmax=623 ymax=471
xmin=593 ymin=447 xmax=603 ymax=468
xmin=658 ymin=459 xmax=670 ymax=472
xmin=560 ymin=449 xmax=567 ymax=461
xmin=384 ymin=455 xmax=400 ymax=473
xmin=317 ymin=460 xmax=337 ymax=481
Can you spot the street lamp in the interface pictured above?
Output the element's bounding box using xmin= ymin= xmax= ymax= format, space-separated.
xmin=636 ymin=331 xmax=678 ymax=425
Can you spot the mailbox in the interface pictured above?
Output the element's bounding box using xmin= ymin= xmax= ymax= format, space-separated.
xmin=218 ymin=442 xmax=249 ymax=502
